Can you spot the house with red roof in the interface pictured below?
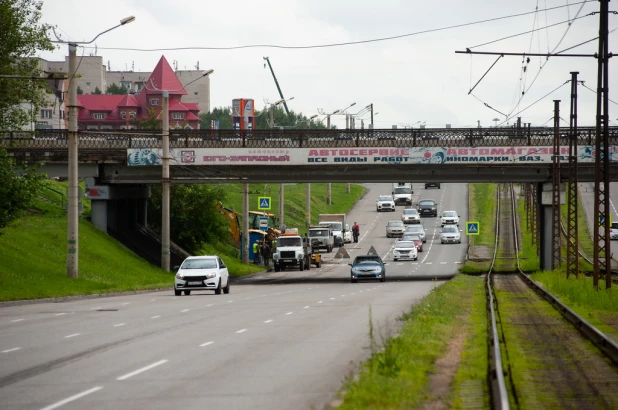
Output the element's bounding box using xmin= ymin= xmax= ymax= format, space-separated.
xmin=77 ymin=56 xmax=202 ymax=130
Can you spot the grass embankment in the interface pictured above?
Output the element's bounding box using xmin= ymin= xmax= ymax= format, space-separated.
xmin=459 ymin=183 xmax=497 ymax=274
xmin=221 ymin=182 xmax=365 ymax=231
xmin=338 ymin=275 xmax=488 ymax=409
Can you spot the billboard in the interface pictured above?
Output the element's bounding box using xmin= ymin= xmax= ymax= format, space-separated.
xmin=232 ymin=98 xmax=254 ymax=131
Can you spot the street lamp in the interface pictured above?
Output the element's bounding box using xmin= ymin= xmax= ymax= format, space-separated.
xmin=270 ymin=96 xmax=294 ymax=128
xmin=146 ymin=69 xmax=214 ymax=271
xmin=51 ymin=16 xmax=136 ymax=278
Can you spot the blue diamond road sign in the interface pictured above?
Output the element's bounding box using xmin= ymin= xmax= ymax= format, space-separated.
xmin=258 ymin=197 xmax=271 ymax=210
xmin=466 ymin=222 xmax=480 ymax=236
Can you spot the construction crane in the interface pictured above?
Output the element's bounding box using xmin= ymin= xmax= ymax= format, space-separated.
xmin=263 ymin=57 xmax=290 ymax=115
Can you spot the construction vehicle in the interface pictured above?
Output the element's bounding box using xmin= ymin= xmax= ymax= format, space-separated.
xmin=318 ymin=214 xmax=347 ymax=247
xmin=308 ymin=225 xmax=334 ymax=253
xmin=272 ymin=228 xmax=311 ymax=272
xmin=217 ymin=202 xmax=281 ymax=249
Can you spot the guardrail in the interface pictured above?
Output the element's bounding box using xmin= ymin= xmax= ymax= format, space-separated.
xmin=1 ymin=127 xmax=615 ymax=150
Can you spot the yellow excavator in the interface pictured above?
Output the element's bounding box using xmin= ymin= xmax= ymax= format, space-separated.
xmin=217 ymin=202 xmax=281 ymax=248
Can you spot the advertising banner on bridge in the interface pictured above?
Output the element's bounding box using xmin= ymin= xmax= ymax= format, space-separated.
xmin=127 ymin=146 xmax=618 ymax=166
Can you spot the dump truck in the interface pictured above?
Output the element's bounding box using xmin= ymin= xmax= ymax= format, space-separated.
xmin=308 ymin=225 xmax=334 ymax=253
xmin=318 ymin=214 xmax=346 ymax=247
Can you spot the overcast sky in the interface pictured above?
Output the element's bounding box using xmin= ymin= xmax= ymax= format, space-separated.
xmin=38 ymin=0 xmax=614 ymax=129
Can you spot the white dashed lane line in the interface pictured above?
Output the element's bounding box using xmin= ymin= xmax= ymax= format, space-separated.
xmin=40 ymin=386 xmax=104 ymax=410
xmin=200 ymin=341 xmax=214 ymax=347
xmin=64 ymin=333 xmax=80 ymax=339
xmin=2 ymin=347 xmax=21 ymax=353
xmin=116 ymin=360 xmax=168 ymax=381
xmin=181 ymin=309 xmax=189 ymax=313
xmin=55 ymin=313 xmax=67 ymax=316
xmin=285 ymin=312 xmax=293 ymax=315
xmin=264 ymin=319 xmax=274 ymax=323
xmin=10 ymin=319 xmax=24 ymax=323
xmin=151 ymin=316 xmax=160 ymax=319
xmin=303 ymin=306 xmax=310 ymax=309
xmin=236 ymin=329 xmax=247 ymax=334
xmin=113 ymin=323 xmax=125 ymax=327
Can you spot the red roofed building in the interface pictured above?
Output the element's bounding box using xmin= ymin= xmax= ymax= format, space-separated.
xmin=77 ymin=56 xmax=202 ymax=130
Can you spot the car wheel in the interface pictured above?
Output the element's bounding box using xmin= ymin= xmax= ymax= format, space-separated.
xmin=328 ymin=246 xmax=332 ymax=253
xmin=316 ymin=261 xmax=321 ymax=268
xmin=174 ymin=289 xmax=181 ymax=296
xmin=215 ymin=279 xmax=222 ymax=295
xmin=274 ymin=265 xmax=280 ymax=272
xmin=394 ymin=258 xmax=398 ymax=261
xmin=184 ymin=290 xmax=191 ymax=296
xmin=300 ymin=262 xmax=304 ymax=272
xmin=306 ymin=260 xmax=311 ymax=270
xmin=223 ymin=278 xmax=230 ymax=294
xmin=351 ymin=277 xmax=357 ymax=283
xmin=441 ymin=240 xmax=444 ymax=244
xmin=380 ymin=276 xmax=386 ymax=283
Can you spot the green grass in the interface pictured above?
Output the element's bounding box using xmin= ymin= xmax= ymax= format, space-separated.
xmin=220 ymin=183 xmax=365 ymax=232
xmin=338 ymin=276 xmax=485 ymax=409
xmin=516 ymin=191 xmax=540 ymax=272
xmin=460 ymin=183 xmax=497 ymax=274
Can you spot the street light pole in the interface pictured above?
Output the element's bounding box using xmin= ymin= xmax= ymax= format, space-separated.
xmin=57 ymin=16 xmax=136 ymax=278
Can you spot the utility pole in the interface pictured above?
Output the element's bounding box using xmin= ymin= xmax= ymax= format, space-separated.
xmin=161 ymin=90 xmax=171 ymax=271
xmin=551 ymin=100 xmax=561 ymax=270
xmin=67 ymin=42 xmax=78 ymax=278
xmin=370 ymin=103 xmax=374 ymax=127
xmin=263 ymin=57 xmax=290 ymax=115
xmin=566 ymin=72 xmax=579 ymax=279
xmin=306 ymin=183 xmax=311 ymax=229
xmin=279 ymin=183 xmax=284 ymax=230
xmin=242 ymin=183 xmax=249 ymax=264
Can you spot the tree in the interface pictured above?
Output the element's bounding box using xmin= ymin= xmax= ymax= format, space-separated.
xmin=199 ymin=106 xmax=233 ymax=129
xmin=199 ymin=106 xmax=326 ymax=130
xmin=147 ymin=184 xmax=230 ymax=252
xmin=139 ymin=107 xmax=160 ymax=130
xmin=0 ymin=0 xmax=54 ymax=132
xmin=0 ymin=148 xmax=46 ymax=232
xmin=77 ymin=86 xmax=83 ymax=95
xmin=93 ymin=86 xmax=102 ymax=95
xmin=106 ymin=83 xmax=129 ymax=95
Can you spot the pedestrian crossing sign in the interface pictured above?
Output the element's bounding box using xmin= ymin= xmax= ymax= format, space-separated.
xmin=599 ymin=214 xmax=613 ymax=226
xmin=258 ymin=197 xmax=271 ymax=210
xmin=466 ymin=222 xmax=480 ymax=236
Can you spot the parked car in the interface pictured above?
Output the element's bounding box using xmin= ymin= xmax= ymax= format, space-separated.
xmin=349 ymin=255 xmax=386 ymax=283
xmin=417 ymin=199 xmax=438 ymax=217
xmin=440 ymin=225 xmax=461 ymax=244
xmin=441 ymin=210 xmax=460 ymax=226
xmin=344 ymin=224 xmax=352 ymax=243
xmin=401 ymin=208 xmax=421 ymax=224
xmin=376 ymin=195 xmax=396 ymax=212
xmin=386 ymin=220 xmax=405 ymax=238
xmin=425 ymin=182 xmax=441 ymax=189
xmin=400 ymin=233 xmax=423 ymax=252
xmin=174 ymin=256 xmax=230 ymax=296
xmin=393 ymin=241 xmax=418 ymax=261
xmin=611 ymin=222 xmax=618 ymax=240
xmin=405 ymin=225 xmax=426 ymax=243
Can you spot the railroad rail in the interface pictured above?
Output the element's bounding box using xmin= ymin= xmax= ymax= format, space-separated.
xmin=2 ymin=126 xmax=617 ymax=150
xmin=486 ymin=184 xmax=618 ymax=409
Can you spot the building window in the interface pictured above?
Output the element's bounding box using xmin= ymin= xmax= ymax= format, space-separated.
xmin=172 ymin=112 xmax=184 ymax=120
xmin=86 ymin=82 xmax=91 ymax=87
xmin=150 ymin=99 xmax=159 ymax=106
xmin=41 ymin=109 xmax=52 ymax=119
xmin=134 ymin=82 xmax=143 ymax=91
xmin=93 ymin=113 xmax=106 ymax=119
xmin=121 ymin=112 xmax=126 ymax=120
xmin=120 ymin=81 xmax=131 ymax=90
xmin=100 ymin=125 xmax=112 ymax=130
xmin=87 ymin=125 xmax=99 ymax=130
xmin=129 ymin=111 xmax=136 ymax=118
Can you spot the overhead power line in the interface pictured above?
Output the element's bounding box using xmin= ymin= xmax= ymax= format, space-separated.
xmin=82 ymin=2 xmax=592 ymax=52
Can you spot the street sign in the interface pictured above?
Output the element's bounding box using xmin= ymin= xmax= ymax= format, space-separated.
xmin=259 ymin=217 xmax=268 ymax=231
xmin=258 ymin=196 xmax=271 ymax=210
xmin=599 ymin=214 xmax=613 ymax=226
xmin=466 ymin=222 xmax=480 ymax=236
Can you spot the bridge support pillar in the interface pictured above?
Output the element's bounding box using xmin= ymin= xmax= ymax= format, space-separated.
xmin=540 ymin=182 xmax=565 ymax=271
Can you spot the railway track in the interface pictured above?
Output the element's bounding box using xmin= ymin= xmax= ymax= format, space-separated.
xmin=486 ymin=184 xmax=618 ymax=409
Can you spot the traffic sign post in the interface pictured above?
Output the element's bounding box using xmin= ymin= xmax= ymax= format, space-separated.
xmin=466 ymin=222 xmax=480 ymax=236
xmin=599 ymin=214 xmax=613 ymax=226
xmin=258 ymin=197 xmax=271 ymax=210
xmin=259 ymin=217 xmax=268 ymax=231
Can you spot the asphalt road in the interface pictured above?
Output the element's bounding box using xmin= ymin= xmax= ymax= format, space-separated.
xmin=0 ymin=182 xmax=468 ymax=410
xmin=578 ymin=182 xmax=618 ymax=264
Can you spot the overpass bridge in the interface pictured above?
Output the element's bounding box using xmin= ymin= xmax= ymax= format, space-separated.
xmin=3 ymin=127 xmax=618 ymax=183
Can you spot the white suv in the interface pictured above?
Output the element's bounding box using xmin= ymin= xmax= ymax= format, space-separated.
xmin=376 ymin=195 xmax=396 ymax=212
xmin=611 ymin=222 xmax=618 ymax=240
xmin=441 ymin=210 xmax=459 ymax=227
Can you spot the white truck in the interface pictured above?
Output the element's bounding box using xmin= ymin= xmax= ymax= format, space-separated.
xmin=272 ymin=229 xmax=312 ymax=272
xmin=392 ymin=183 xmax=413 ymax=206
xmin=308 ymin=226 xmax=334 ymax=253
xmin=318 ymin=214 xmax=346 ymax=247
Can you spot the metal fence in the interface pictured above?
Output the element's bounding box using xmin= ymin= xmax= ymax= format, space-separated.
xmin=1 ymin=127 xmax=615 ymax=150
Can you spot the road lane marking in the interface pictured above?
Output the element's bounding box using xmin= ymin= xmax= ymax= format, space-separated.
xmin=91 ymin=307 xmax=101 ymax=310
xmin=55 ymin=313 xmax=67 ymax=316
xmin=151 ymin=316 xmax=160 ymax=319
xmin=264 ymin=319 xmax=274 ymax=323
xmin=64 ymin=333 xmax=80 ymax=338
xmin=425 ymin=262 xmax=433 ymax=265
xmin=286 ymin=312 xmax=293 ymax=315
xmin=181 ymin=309 xmax=189 ymax=313
xmin=303 ymin=306 xmax=310 ymax=309
xmin=113 ymin=323 xmax=125 ymax=327
xmin=2 ymin=347 xmax=21 ymax=353
xmin=200 ymin=341 xmax=214 ymax=347
xmin=317 ymin=301 xmax=323 ymax=304
xmin=329 ymin=298 xmax=335 ymax=300
xmin=236 ymin=329 xmax=247 ymax=334
xmin=122 ymin=303 xmax=130 ymax=306
xmin=227 ymin=300 xmax=234 ymax=303
xmin=206 ymin=304 xmax=213 ymax=307
xmin=440 ymin=262 xmax=447 ymax=264
xmin=40 ymin=386 xmax=103 ymax=410
xmin=10 ymin=319 xmax=24 ymax=323
xmin=150 ymin=299 xmax=156 ymax=301
xmin=116 ymin=360 xmax=168 ymax=381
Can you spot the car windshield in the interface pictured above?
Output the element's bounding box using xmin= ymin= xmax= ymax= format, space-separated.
xmin=278 ymin=237 xmax=302 ymax=247
xmin=354 ymin=255 xmax=382 ymax=264
xmin=393 ymin=187 xmax=411 ymax=194
xmin=388 ymin=221 xmax=404 ymax=227
xmin=379 ymin=196 xmax=392 ymax=201
xmin=320 ymin=222 xmax=342 ymax=231
xmin=309 ymin=229 xmax=329 ymax=237
xmin=612 ymin=222 xmax=618 ymax=229
xmin=354 ymin=261 xmax=381 ymax=268
xmin=181 ymin=258 xmax=217 ymax=269
xmin=443 ymin=211 xmax=457 ymax=217
xmin=419 ymin=200 xmax=434 ymax=206
xmin=407 ymin=226 xmax=423 ymax=232
xmin=404 ymin=235 xmax=421 ymax=241
xmin=403 ymin=209 xmax=418 ymax=215
xmin=442 ymin=226 xmax=458 ymax=233
xmin=396 ymin=241 xmax=415 ymax=248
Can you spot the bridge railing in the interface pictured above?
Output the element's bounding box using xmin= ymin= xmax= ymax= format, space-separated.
xmin=0 ymin=127 xmax=611 ymax=150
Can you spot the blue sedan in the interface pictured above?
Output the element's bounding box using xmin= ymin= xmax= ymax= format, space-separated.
xmin=349 ymin=260 xmax=386 ymax=283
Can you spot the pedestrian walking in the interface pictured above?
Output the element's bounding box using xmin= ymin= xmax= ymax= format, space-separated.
xmin=261 ymin=241 xmax=271 ymax=267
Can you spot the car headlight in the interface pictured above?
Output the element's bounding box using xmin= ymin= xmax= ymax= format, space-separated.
xmin=205 ymin=272 xmax=217 ymax=279
xmin=297 ymin=254 xmax=303 ymax=260
xmin=176 ymin=273 xmax=184 ymax=279
xmin=273 ymin=254 xmax=280 ymax=260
